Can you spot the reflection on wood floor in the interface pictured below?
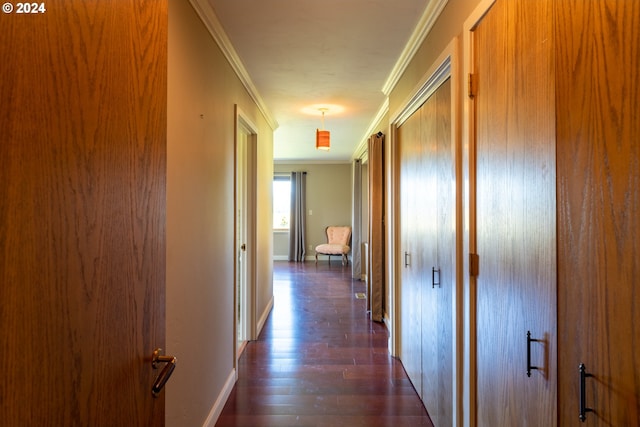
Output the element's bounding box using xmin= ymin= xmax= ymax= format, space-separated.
xmin=216 ymin=260 xmax=433 ymax=427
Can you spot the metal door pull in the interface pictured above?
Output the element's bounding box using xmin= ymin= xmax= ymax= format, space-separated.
xmin=432 ymin=267 xmax=441 ymax=288
xmin=152 ymin=348 xmax=176 ymax=397
xmin=526 ymin=331 xmax=541 ymax=377
xmin=579 ymin=363 xmax=593 ymax=422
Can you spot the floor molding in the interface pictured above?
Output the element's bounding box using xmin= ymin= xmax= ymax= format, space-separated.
xmin=256 ymin=295 xmax=274 ymax=338
xmin=202 ymin=369 xmax=236 ymax=427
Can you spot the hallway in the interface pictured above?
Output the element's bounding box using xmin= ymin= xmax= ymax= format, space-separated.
xmin=216 ymin=261 xmax=433 ymax=426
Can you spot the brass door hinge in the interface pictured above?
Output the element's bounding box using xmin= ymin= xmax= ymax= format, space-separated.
xmin=468 ymin=73 xmax=477 ymax=99
xmin=469 ymin=253 xmax=479 ymax=277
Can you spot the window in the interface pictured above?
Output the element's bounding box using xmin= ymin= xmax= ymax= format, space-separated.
xmin=273 ymin=176 xmax=291 ymax=230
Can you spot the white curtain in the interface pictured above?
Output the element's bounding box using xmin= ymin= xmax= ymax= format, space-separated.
xmin=288 ymin=171 xmax=306 ymax=262
xmin=351 ymin=159 xmax=362 ymax=279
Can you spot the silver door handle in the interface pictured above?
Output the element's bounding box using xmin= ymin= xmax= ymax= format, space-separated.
xmin=152 ymin=348 xmax=176 ymax=397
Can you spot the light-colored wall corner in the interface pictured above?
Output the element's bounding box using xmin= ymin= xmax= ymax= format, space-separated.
xmin=273 ymin=163 xmax=353 ymax=258
xmin=255 ymin=121 xmax=275 ymax=343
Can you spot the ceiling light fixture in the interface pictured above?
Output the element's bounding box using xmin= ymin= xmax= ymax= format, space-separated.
xmin=316 ymin=109 xmax=330 ymax=151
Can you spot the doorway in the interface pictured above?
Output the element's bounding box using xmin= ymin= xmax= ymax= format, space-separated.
xmin=234 ymin=106 xmax=258 ymax=364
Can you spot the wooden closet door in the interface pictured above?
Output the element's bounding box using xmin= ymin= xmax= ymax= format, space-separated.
xmin=473 ymin=0 xmax=557 ymax=425
xmin=434 ymin=78 xmax=454 ymax=427
xmin=399 ymin=79 xmax=454 ymax=425
xmin=420 ymin=81 xmax=440 ymax=414
xmin=421 ymin=78 xmax=454 ymax=427
xmin=556 ymin=1 xmax=640 ymax=425
xmin=398 ymin=108 xmax=423 ymax=397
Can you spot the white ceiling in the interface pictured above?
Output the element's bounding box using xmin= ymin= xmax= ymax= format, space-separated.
xmin=199 ymin=0 xmax=433 ymax=162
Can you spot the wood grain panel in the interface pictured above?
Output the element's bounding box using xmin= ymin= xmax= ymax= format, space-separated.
xmin=420 ymin=82 xmax=440 ymax=418
xmin=0 ymin=1 xmax=167 ymax=425
xmin=556 ymin=1 xmax=640 ymax=425
xmin=398 ymin=109 xmax=424 ymax=398
xmin=435 ymin=78 xmax=453 ymax=427
xmin=473 ymin=0 xmax=557 ymax=425
xmin=399 ymin=78 xmax=454 ymax=426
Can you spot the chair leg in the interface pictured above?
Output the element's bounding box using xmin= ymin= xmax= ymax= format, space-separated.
xmin=315 ymin=253 xmax=318 ymax=264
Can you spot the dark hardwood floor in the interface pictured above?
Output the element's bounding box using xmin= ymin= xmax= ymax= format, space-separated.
xmin=215 ymin=261 xmax=433 ymax=427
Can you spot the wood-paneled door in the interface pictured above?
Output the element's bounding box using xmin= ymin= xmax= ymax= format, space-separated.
xmin=432 ymin=78 xmax=454 ymax=427
xmin=398 ymin=77 xmax=454 ymax=427
xmin=398 ymin=106 xmax=424 ymax=399
xmin=471 ymin=0 xmax=557 ymax=425
xmin=0 ymin=2 xmax=168 ymax=425
xmin=418 ymin=78 xmax=455 ymax=427
xmin=556 ymin=1 xmax=640 ymax=425
xmin=419 ymin=89 xmax=440 ymax=423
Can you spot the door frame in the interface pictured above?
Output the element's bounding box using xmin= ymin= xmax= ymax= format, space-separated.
xmin=389 ymin=38 xmax=462 ymax=426
xmin=234 ymin=105 xmax=258 ymax=372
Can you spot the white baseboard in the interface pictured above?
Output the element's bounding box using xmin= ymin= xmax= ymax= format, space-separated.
xmin=383 ymin=312 xmax=391 ymax=329
xmin=256 ymin=295 xmax=274 ymax=338
xmin=202 ymin=369 xmax=236 ymax=427
xmin=273 ymin=255 xmax=288 ymax=261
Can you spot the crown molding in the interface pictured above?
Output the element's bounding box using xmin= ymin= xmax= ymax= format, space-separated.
xmin=390 ymin=51 xmax=452 ymax=128
xmin=188 ymin=0 xmax=279 ymax=131
xmin=352 ymin=98 xmax=389 ymax=161
xmin=381 ymin=0 xmax=449 ymax=96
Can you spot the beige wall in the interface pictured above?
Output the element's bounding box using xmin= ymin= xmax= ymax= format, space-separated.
xmin=255 ymin=147 xmax=274 ymax=335
xmin=273 ymin=163 xmax=352 ymax=260
xmin=167 ymin=1 xmax=274 ymax=426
